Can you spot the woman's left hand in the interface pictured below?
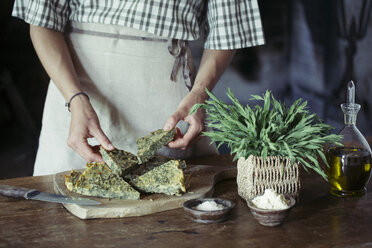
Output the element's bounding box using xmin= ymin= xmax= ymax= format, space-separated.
xmin=163 ymin=90 xmax=205 ymax=150
xmin=163 ymin=49 xmax=236 ymax=150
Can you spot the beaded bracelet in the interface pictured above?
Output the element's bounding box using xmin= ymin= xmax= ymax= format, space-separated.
xmin=65 ymin=92 xmax=90 ymax=112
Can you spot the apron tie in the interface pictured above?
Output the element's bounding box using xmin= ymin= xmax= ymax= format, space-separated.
xmin=168 ymin=39 xmax=193 ymax=91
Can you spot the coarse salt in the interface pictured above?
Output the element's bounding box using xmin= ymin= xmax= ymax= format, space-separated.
xmin=252 ymin=189 xmax=290 ymax=210
xmin=195 ymin=200 xmax=225 ymax=211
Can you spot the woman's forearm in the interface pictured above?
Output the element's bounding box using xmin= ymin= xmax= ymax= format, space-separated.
xmin=30 ymin=24 xmax=114 ymax=161
xmin=164 ymin=49 xmax=236 ymax=149
xmin=29 ymin=25 xmax=82 ymax=101
xmin=191 ymin=49 xmax=236 ymax=101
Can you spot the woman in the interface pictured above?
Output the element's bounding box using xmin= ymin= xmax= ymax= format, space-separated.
xmin=12 ymin=0 xmax=265 ymax=175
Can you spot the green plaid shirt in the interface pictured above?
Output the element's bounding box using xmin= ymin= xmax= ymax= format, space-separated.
xmin=12 ymin=0 xmax=265 ymax=49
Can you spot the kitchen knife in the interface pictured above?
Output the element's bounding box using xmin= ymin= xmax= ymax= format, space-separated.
xmin=0 ymin=184 xmax=101 ymax=205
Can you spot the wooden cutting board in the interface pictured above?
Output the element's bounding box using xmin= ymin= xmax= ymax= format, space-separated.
xmin=53 ymin=164 xmax=237 ymax=219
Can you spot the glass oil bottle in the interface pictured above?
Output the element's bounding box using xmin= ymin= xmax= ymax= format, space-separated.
xmin=326 ymin=81 xmax=372 ymax=197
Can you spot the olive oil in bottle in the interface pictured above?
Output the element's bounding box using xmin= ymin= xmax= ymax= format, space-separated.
xmin=327 ymin=147 xmax=372 ymax=197
xmin=326 ymin=81 xmax=372 ymax=197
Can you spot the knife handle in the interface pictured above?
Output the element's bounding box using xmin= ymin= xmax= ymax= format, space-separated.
xmin=0 ymin=184 xmax=39 ymax=199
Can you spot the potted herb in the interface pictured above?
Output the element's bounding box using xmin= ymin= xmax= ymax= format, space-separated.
xmin=190 ymin=89 xmax=341 ymax=200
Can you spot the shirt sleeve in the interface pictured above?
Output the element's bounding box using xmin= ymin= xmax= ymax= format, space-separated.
xmin=204 ymin=0 xmax=265 ymax=50
xmin=12 ymin=0 xmax=70 ymax=32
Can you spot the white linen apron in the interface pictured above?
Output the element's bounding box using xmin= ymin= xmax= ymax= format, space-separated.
xmin=34 ymin=22 xmax=218 ymax=176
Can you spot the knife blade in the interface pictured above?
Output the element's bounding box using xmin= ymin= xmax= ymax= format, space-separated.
xmin=0 ymin=184 xmax=101 ymax=205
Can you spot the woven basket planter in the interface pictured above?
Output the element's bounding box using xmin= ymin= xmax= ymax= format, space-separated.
xmin=237 ymin=155 xmax=300 ymax=201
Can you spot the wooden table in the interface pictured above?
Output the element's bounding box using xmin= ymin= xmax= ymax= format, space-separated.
xmin=0 ymin=154 xmax=371 ymax=248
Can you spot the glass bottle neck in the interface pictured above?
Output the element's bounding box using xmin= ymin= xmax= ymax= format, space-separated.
xmin=344 ymin=113 xmax=357 ymax=126
xmin=341 ymin=103 xmax=360 ymax=126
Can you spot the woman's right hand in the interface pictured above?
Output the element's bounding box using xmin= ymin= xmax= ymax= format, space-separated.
xmin=29 ymin=25 xmax=114 ymax=162
xmin=67 ymin=94 xmax=114 ymax=162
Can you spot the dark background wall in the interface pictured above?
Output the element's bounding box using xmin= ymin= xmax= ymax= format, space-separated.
xmin=1 ymin=0 xmax=371 ymax=179
xmin=1 ymin=0 xmax=48 ymax=178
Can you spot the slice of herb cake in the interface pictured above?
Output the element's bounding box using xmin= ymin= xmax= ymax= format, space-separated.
xmin=99 ymin=146 xmax=139 ymax=176
xmin=65 ymin=170 xmax=82 ymax=192
xmin=133 ymin=155 xmax=183 ymax=175
xmin=65 ymin=162 xmax=140 ymax=200
xmin=137 ymin=128 xmax=176 ymax=164
xmin=144 ymin=156 xmax=186 ymax=172
xmin=128 ymin=160 xmax=186 ymax=196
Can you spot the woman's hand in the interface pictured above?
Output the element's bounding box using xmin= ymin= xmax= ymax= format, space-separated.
xmin=164 ymin=90 xmax=205 ymax=150
xmin=68 ymin=95 xmax=114 ymax=162
xmin=164 ymin=49 xmax=236 ymax=150
xmin=30 ymin=25 xmax=114 ymax=162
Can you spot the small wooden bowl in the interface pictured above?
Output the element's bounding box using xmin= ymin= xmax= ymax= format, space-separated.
xmin=183 ymin=198 xmax=235 ymax=224
xmin=247 ymin=196 xmax=296 ymax=227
